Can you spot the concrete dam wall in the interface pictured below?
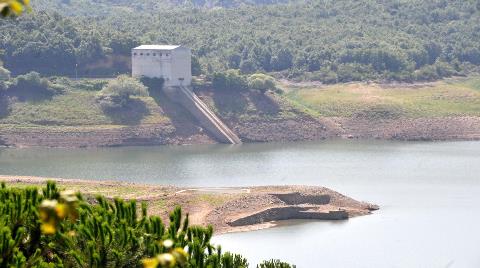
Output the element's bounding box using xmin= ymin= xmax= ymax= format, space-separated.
xmin=163 ymin=86 xmax=241 ymax=144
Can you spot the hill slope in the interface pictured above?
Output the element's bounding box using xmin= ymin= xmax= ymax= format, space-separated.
xmin=1 ymin=77 xmax=479 ymax=147
xmin=2 ymin=0 xmax=480 ymax=82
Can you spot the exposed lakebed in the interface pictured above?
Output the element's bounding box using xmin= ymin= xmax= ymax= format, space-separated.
xmin=1 ymin=140 xmax=479 ymax=267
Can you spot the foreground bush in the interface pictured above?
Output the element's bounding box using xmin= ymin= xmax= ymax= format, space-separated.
xmin=96 ymin=75 xmax=148 ymax=109
xmin=0 ymin=182 xmax=295 ymax=267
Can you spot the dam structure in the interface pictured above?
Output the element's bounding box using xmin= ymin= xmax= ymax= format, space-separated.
xmin=132 ymin=45 xmax=241 ymax=144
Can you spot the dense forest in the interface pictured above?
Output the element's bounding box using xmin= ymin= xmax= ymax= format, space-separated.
xmin=1 ymin=0 xmax=480 ymax=83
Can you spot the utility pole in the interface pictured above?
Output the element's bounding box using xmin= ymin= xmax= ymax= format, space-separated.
xmin=75 ymin=63 xmax=78 ymax=80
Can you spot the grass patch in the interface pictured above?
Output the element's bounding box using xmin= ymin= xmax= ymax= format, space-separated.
xmin=284 ymin=77 xmax=480 ymax=118
xmin=455 ymin=77 xmax=480 ymax=91
xmin=0 ymin=86 xmax=169 ymax=127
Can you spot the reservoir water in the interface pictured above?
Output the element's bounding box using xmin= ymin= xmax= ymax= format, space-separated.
xmin=0 ymin=140 xmax=479 ymax=267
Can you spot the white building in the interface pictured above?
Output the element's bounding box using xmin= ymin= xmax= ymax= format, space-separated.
xmin=131 ymin=45 xmax=192 ymax=87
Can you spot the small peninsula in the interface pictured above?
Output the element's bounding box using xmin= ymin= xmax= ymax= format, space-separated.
xmin=0 ymin=175 xmax=378 ymax=234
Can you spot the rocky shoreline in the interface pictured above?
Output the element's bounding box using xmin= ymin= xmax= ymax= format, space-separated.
xmin=1 ymin=115 xmax=479 ymax=148
xmin=0 ymin=176 xmax=378 ymax=234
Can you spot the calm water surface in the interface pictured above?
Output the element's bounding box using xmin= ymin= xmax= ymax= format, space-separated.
xmin=1 ymin=140 xmax=479 ymax=267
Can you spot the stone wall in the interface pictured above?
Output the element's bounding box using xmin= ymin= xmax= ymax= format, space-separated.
xmin=228 ymin=207 xmax=348 ymax=227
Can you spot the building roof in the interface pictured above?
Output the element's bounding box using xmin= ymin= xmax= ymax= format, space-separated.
xmin=133 ymin=45 xmax=181 ymax=50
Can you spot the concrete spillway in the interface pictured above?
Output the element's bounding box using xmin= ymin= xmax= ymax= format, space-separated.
xmin=163 ymin=86 xmax=241 ymax=144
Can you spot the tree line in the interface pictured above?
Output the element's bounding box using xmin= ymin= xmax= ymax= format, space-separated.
xmin=1 ymin=0 xmax=480 ymax=83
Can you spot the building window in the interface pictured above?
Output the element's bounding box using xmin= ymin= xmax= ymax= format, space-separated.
xmin=140 ymin=53 xmax=143 ymax=56
xmin=160 ymin=53 xmax=163 ymax=56
xmin=153 ymin=53 xmax=156 ymax=56
xmin=146 ymin=53 xmax=150 ymax=56
xmin=133 ymin=53 xmax=137 ymax=56
xmin=166 ymin=53 xmax=169 ymax=56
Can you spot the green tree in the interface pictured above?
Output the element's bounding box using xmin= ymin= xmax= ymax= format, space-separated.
xmin=191 ymin=55 xmax=202 ymax=76
xmin=7 ymin=71 xmax=59 ymax=100
xmin=271 ymin=49 xmax=293 ymax=71
xmin=3 ymin=0 xmax=480 ymax=82
xmin=140 ymin=76 xmax=165 ymax=91
xmin=96 ymin=75 xmax=148 ymax=108
xmin=247 ymin=73 xmax=276 ymax=93
xmin=212 ymin=69 xmax=248 ymax=91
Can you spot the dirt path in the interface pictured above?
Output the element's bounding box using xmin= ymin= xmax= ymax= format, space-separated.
xmin=0 ymin=175 xmax=378 ymax=234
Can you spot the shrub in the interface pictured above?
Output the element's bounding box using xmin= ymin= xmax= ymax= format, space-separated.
xmin=191 ymin=56 xmax=202 ymax=76
xmin=247 ymin=73 xmax=276 ymax=94
xmin=308 ymin=67 xmax=338 ymax=84
xmin=433 ymin=60 xmax=457 ymax=77
xmin=7 ymin=71 xmax=61 ymax=98
xmin=212 ymin=69 xmax=248 ymax=91
xmin=140 ymin=76 xmax=165 ymax=91
xmin=73 ymin=79 xmax=109 ymax=91
xmin=13 ymin=71 xmax=49 ymax=89
xmin=96 ymin=75 xmax=148 ymax=109
xmin=414 ymin=64 xmax=440 ymax=81
xmin=336 ymin=63 xmax=375 ymax=82
xmin=0 ymin=182 xmax=295 ymax=268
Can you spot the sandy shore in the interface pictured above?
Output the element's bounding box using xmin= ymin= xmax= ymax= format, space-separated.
xmin=0 ymin=175 xmax=378 ymax=234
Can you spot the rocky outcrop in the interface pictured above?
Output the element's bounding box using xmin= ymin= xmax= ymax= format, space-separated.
xmin=272 ymin=192 xmax=330 ymax=205
xmin=203 ymin=186 xmax=377 ymax=233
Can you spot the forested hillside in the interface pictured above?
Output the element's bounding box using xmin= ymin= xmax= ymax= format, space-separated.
xmin=1 ymin=0 xmax=480 ymax=83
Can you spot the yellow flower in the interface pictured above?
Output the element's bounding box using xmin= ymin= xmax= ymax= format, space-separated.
xmin=39 ymin=199 xmax=58 ymax=221
xmin=41 ymin=221 xmax=56 ymax=235
xmin=171 ymin=248 xmax=188 ymax=266
xmin=39 ymin=209 xmax=49 ymax=222
xmin=55 ymin=203 xmax=67 ymax=219
xmin=8 ymin=1 xmax=23 ymax=15
xmin=142 ymin=257 xmax=159 ymax=268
